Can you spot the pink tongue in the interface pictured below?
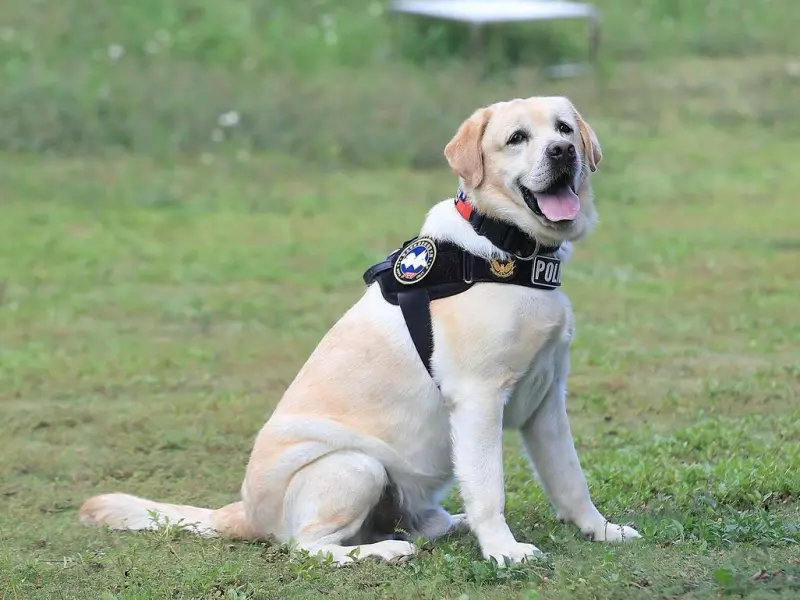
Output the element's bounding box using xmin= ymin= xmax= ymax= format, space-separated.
xmin=535 ymin=188 xmax=580 ymax=222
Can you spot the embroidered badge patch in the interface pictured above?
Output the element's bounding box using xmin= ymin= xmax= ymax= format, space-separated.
xmin=531 ymin=255 xmax=562 ymax=288
xmin=393 ymin=238 xmax=437 ymax=284
xmin=489 ymin=257 xmax=516 ymax=279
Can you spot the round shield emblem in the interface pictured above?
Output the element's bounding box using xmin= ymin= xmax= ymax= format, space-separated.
xmin=393 ymin=238 xmax=437 ymax=285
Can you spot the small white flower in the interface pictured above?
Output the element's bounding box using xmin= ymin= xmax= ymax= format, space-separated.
xmin=217 ymin=110 xmax=240 ymax=127
xmin=155 ymin=29 xmax=172 ymax=46
xmin=107 ymin=44 xmax=125 ymax=60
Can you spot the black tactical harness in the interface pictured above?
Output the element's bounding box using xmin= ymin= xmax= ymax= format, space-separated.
xmin=363 ymin=190 xmax=564 ymax=383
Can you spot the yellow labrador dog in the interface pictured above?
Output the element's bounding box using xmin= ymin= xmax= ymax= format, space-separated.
xmin=80 ymin=96 xmax=640 ymax=566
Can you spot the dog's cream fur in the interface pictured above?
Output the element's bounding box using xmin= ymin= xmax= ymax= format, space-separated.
xmin=79 ymin=96 xmax=640 ymax=566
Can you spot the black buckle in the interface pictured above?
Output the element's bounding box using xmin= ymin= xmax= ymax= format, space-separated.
xmin=469 ymin=210 xmax=540 ymax=259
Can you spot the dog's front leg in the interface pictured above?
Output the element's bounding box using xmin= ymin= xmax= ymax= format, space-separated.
xmin=520 ymin=371 xmax=641 ymax=543
xmin=449 ymin=384 xmax=543 ymax=564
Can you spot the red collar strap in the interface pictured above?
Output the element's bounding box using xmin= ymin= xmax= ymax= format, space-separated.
xmin=453 ymin=187 xmax=560 ymax=259
xmin=455 ymin=188 xmax=475 ymax=221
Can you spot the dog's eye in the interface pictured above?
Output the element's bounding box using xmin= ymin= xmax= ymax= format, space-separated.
xmin=557 ymin=121 xmax=573 ymax=135
xmin=506 ymin=130 xmax=529 ymax=146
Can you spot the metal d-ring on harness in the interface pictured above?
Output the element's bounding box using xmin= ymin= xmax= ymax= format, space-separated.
xmin=363 ymin=190 xmax=564 ymax=382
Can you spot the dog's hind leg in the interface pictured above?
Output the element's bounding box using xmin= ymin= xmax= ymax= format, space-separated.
xmin=282 ymin=450 xmax=416 ymax=566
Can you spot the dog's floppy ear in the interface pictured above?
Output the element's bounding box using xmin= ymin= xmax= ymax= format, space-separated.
xmin=573 ymin=108 xmax=602 ymax=172
xmin=444 ymin=107 xmax=492 ymax=189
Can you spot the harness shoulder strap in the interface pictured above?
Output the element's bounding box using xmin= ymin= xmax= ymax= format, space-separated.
xmin=397 ymin=289 xmax=434 ymax=377
xmin=363 ymin=239 xmax=439 ymax=381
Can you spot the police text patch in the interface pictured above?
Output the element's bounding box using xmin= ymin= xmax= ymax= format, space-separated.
xmin=531 ymin=255 xmax=561 ymax=289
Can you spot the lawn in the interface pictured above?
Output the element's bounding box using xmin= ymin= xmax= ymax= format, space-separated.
xmin=2 ymin=52 xmax=800 ymax=598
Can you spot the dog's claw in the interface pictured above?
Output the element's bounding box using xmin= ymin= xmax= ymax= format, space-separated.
xmin=484 ymin=542 xmax=545 ymax=566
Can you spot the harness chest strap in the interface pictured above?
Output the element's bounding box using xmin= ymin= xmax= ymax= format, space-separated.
xmin=363 ymin=194 xmax=563 ymax=382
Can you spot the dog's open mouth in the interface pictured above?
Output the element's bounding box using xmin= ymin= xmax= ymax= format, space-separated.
xmin=520 ymin=174 xmax=580 ymax=224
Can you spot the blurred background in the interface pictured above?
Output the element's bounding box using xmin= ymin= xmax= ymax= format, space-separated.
xmin=3 ymin=0 xmax=799 ymax=167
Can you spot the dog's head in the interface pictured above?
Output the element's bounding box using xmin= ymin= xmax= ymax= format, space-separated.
xmin=444 ymin=96 xmax=602 ymax=245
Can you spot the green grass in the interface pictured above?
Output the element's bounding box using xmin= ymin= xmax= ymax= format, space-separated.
xmin=2 ymin=49 xmax=800 ymax=597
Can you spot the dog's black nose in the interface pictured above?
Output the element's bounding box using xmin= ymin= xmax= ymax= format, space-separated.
xmin=546 ymin=140 xmax=576 ymax=162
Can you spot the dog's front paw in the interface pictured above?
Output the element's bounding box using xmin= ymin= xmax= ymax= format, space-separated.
xmin=483 ymin=542 xmax=544 ymax=565
xmin=581 ymin=521 xmax=641 ymax=543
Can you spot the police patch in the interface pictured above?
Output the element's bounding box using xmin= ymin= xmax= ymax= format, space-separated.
xmin=531 ymin=255 xmax=562 ymax=289
xmin=393 ymin=237 xmax=437 ymax=284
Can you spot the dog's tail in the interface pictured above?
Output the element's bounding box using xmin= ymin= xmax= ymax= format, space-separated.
xmin=78 ymin=493 xmax=261 ymax=540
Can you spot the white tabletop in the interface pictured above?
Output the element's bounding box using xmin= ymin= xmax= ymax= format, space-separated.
xmin=390 ymin=1 xmax=598 ymax=24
